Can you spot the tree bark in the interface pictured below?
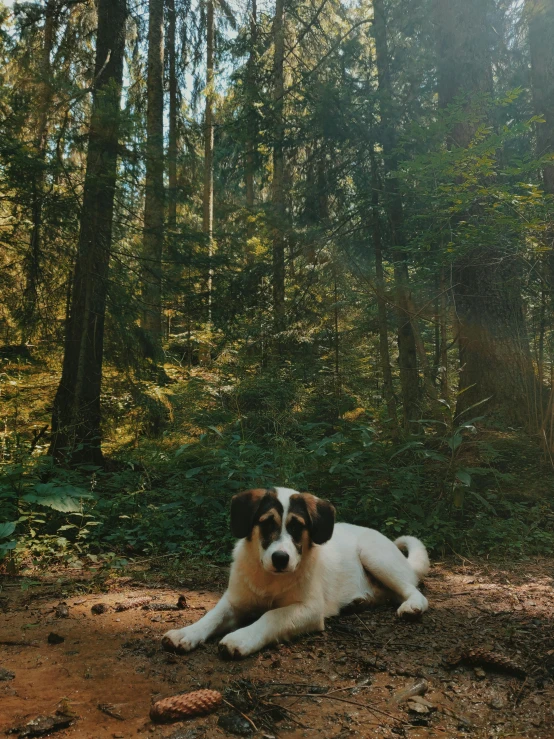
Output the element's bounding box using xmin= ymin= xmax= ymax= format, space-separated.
xmin=22 ymin=0 xmax=56 ymax=333
xmin=526 ymin=0 xmax=554 ymax=197
xmin=167 ymin=0 xmax=178 ymax=231
xmin=203 ymin=0 xmax=215 ymax=324
xmin=141 ymin=0 xmax=165 ymax=356
xmin=373 ymin=0 xmax=419 ymax=427
xmin=527 ymin=0 xmax=554 ymax=434
xmin=49 ymin=0 xmax=127 ymax=465
xmin=370 ymin=148 xmax=398 ymax=429
xmin=435 ymin=0 xmax=539 ymax=427
xmin=272 ymin=0 xmax=286 ymax=333
xmin=245 ymin=0 xmax=257 ymax=236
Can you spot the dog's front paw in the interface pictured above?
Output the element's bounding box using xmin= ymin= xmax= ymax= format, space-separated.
xmin=397 ymin=593 xmax=428 ymax=620
xmin=218 ymin=630 xmax=257 ymax=660
xmin=162 ymin=627 xmax=203 ymax=654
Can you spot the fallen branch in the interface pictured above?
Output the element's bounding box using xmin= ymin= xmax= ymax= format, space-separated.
xmin=273 ymin=692 xmax=410 ymax=725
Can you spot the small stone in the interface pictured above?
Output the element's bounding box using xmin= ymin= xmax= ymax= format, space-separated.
xmin=113 ymin=733 xmax=124 ymax=738
xmin=48 ymin=632 xmax=65 ymax=645
xmin=91 ymin=603 xmax=108 ymax=615
xmin=489 ymin=697 xmax=505 ymax=710
xmin=407 ymin=701 xmax=430 ymax=715
xmin=217 ymin=713 xmax=253 ymax=735
xmin=0 ymin=667 xmax=15 ymax=681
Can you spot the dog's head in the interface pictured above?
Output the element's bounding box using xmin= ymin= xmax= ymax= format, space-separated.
xmin=230 ymin=487 xmax=335 ymax=574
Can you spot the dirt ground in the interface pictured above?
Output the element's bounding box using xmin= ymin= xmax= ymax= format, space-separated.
xmin=1 ymin=558 xmax=554 ymax=739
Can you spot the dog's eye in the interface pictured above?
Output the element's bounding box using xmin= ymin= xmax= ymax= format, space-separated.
xmin=287 ymin=519 xmax=304 ymax=541
xmin=259 ymin=517 xmax=277 ymax=535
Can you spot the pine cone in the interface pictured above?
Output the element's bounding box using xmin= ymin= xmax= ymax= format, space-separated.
xmin=150 ymin=689 xmax=223 ymax=723
xmin=444 ymin=647 xmax=526 ymax=677
xmin=115 ymin=596 xmax=152 ymax=612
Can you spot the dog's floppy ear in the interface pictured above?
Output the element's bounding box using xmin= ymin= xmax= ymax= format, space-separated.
xmin=230 ymin=488 xmax=267 ymax=539
xmin=300 ymin=493 xmax=335 ymax=545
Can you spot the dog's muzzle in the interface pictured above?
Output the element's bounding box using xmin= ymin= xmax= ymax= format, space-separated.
xmin=271 ymin=551 xmax=290 ymax=572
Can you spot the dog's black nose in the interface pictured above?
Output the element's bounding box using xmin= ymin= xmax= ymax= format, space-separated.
xmin=272 ymin=551 xmax=290 ymax=571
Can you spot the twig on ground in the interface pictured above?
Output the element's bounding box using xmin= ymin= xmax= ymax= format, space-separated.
xmin=272 ymin=692 xmax=410 ymax=725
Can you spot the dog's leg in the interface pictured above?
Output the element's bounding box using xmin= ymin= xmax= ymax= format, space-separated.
xmin=358 ymin=541 xmax=428 ymax=618
xmin=162 ymin=593 xmax=239 ymax=653
xmin=218 ymin=604 xmax=323 ymax=659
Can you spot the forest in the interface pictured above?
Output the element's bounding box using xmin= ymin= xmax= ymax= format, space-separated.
xmin=1 ymin=0 xmax=554 ymax=736
xmin=1 ymin=0 xmax=554 ymax=565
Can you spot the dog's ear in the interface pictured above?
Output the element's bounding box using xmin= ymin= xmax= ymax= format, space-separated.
xmin=230 ymin=489 xmax=267 ymax=539
xmin=299 ymin=493 xmax=335 ymax=545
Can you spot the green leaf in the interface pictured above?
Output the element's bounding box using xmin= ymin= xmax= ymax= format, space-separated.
xmin=0 ymin=521 xmax=16 ymax=539
xmin=185 ymin=467 xmax=205 ymax=478
xmin=447 ymin=434 xmax=463 ymax=451
xmin=390 ymin=441 xmax=424 ymax=459
xmin=22 ymin=483 xmax=93 ymax=512
xmin=456 ymin=469 xmax=472 ymax=486
xmin=22 ymin=493 xmax=82 ymax=513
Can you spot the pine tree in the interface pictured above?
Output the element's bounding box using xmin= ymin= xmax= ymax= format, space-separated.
xmin=141 ymin=0 xmax=165 ymax=357
xmin=49 ymin=0 xmax=127 ymax=464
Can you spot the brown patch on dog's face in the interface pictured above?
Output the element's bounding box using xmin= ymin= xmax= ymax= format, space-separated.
xmin=285 ymin=512 xmax=307 ymax=555
xmin=290 ymin=493 xmax=335 ymax=545
xmin=256 ymin=504 xmax=283 ymax=550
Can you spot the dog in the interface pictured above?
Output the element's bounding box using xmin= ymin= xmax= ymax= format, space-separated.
xmin=162 ymin=487 xmax=429 ymax=659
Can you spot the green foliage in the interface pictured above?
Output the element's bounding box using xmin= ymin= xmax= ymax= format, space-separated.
xmin=3 ymin=367 xmax=554 ymax=569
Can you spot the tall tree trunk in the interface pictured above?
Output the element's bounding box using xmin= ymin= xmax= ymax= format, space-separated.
xmin=244 ymin=1 xmax=257 ymax=238
xmin=141 ymin=0 xmax=165 ymax=356
xmin=527 ymin=0 xmax=554 ymax=434
xmin=245 ymin=0 xmax=257 ymax=237
xmin=439 ymin=268 xmax=449 ymax=398
xmin=272 ymin=0 xmax=286 ymax=332
xmin=203 ymin=0 xmax=215 ymax=324
xmin=370 ymin=148 xmax=398 ymax=429
xmin=49 ymin=0 xmax=127 ymax=465
xmin=373 ymin=0 xmax=419 ymax=427
xmin=167 ymin=0 xmax=178 ymax=232
xmin=22 ymin=0 xmax=56 ymax=333
xmin=526 ymin=0 xmax=554 ymax=198
xmin=435 ymin=0 xmax=538 ymax=427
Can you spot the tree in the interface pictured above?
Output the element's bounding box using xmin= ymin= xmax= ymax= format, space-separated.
xmin=527 ymin=0 xmax=554 ymax=198
xmin=141 ymin=0 xmax=165 ymax=355
xmin=435 ymin=0 xmax=540 ymax=427
xmin=245 ymin=0 xmax=257 ymax=234
xmin=203 ymin=0 xmax=215 ymax=323
xmin=167 ymin=0 xmax=178 ymax=231
xmin=22 ymin=0 xmax=56 ymax=333
xmin=373 ymin=0 xmax=419 ymax=426
xmin=271 ymin=0 xmax=286 ymax=333
xmin=49 ymin=0 xmax=127 ymax=464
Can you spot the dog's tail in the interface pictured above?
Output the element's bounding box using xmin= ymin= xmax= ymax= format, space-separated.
xmin=394 ymin=535 xmax=430 ymax=580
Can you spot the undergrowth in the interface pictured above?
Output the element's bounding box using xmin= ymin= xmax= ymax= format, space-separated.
xmin=1 ymin=356 xmax=554 ymax=571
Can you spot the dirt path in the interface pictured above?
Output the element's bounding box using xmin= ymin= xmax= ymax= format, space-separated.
xmin=1 ymin=558 xmax=553 ymax=738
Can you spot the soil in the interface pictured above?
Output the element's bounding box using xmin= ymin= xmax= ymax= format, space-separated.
xmin=1 ymin=557 xmax=553 ymax=739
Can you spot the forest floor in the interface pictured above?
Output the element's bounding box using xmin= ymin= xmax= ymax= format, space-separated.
xmin=1 ymin=557 xmax=554 ymax=739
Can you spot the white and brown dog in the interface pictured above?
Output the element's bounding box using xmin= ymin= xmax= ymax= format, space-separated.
xmin=163 ymin=487 xmax=429 ymax=659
